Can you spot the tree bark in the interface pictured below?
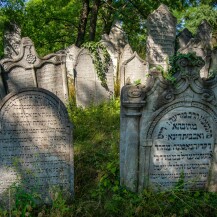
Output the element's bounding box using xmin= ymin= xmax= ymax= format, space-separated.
xmin=89 ymin=0 xmax=101 ymax=41
xmin=75 ymin=0 xmax=90 ymax=47
xmin=102 ymin=0 xmax=113 ymax=35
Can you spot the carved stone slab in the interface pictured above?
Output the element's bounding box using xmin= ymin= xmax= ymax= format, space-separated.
xmin=120 ymin=55 xmax=217 ymax=192
xmin=0 ymin=37 xmax=69 ymax=104
xmin=0 ymin=88 xmax=73 ymax=207
xmin=120 ymin=52 xmax=148 ymax=88
xmin=146 ymin=4 xmax=176 ymax=71
xmin=74 ymin=48 xmax=114 ymax=107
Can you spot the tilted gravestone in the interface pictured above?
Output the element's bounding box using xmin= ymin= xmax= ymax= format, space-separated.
xmin=176 ymin=28 xmax=193 ymax=50
xmin=0 ymin=37 xmax=69 ymax=104
xmin=74 ymin=48 xmax=114 ymax=107
xmin=146 ymin=4 xmax=177 ymax=71
xmin=0 ymin=88 xmax=73 ymax=207
xmin=120 ymin=52 xmax=149 ymax=88
xmin=4 ymin=23 xmax=21 ymax=59
xmin=120 ymin=55 xmax=217 ymax=192
xmin=178 ymin=20 xmax=212 ymax=78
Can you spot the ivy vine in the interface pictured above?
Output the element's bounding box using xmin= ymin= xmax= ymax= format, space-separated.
xmin=82 ymin=42 xmax=110 ymax=88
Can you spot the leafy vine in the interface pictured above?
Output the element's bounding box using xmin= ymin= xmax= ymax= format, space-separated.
xmin=82 ymin=42 xmax=110 ymax=88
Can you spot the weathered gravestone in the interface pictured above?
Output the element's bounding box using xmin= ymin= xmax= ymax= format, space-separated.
xmin=0 ymin=37 xmax=69 ymax=104
xmin=74 ymin=48 xmax=114 ymax=107
xmin=120 ymin=52 xmax=149 ymax=88
xmin=4 ymin=23 xmax=21 ymax=59
xmin=209 ymin=48 xmax=217 ymax=76
xmin=178 ymin=20 xmax=212 ymax=78
xmin=65 ymin=44 xmax=80 ymax=78
xmin=146 ymin=4 xmax=177 ymax=71
xmin=119 ymin=44 xmax=133 ymax=72
xmin=176 ymin=28 xmax=193 ymax=50
xmin=120 ymin=55 xmax=217 ymax=192
xmin=0 ymin=88 xmax=73 ymax=207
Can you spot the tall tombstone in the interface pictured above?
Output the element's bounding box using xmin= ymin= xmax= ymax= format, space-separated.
xmin=178 ymin=20 xmax=212 ymax=78
xmin=4 ymin=23 xmax=21 ymax=59
xmin=176 ymin=28 xmax=193 ymax=50
xmin=0 ymin=37 xmax=69 ymax=104
xmin=120 ymin=54 xmax=217 ymax=192
xmin=74 ymin=48 xmax=114 ymax=107
xmin=65 ymin=44 xmax=80 ymax=78
xmin=120 ymin=52 xmax=148 ymax=88
xmin=146 ymin=4 xmax=177 ymax=71
xmin=119 ymin=44 xmax=133 ymax=70
xmin=0 ymin=88 xmax=73 ymax=207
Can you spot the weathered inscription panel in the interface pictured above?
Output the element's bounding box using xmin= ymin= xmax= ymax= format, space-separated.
xmin=0 ymin=88 xmax=73 ymax=205
xmin=5 ymin=66 xmax=35 ymax=92
xmin=36 ymin=63 xmax=66 ymax=102
xmin=150 ymin=107 xmax=213 ymax=189
xmin=146 ymin=4 xmax=176 ymax=71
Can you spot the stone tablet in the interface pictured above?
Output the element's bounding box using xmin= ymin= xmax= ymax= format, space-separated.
xmin=4 ymin=23 xmax=21 ymax=59
xmin=0 ymin=37 xmax=69 ymax=104
xmin=74 ymin=48 xmax=114 ymax=107
xmin=0 ymin=88 xmax=73 ymax=207
xmin=178 ymin=20 xmax=212 ymax=78
xmin=120 ymin=52 xmax=148 ymax=88
xmin=119 ymin=44 xmax=133 ymax=72
xmin=120 ymin=54 xmax=217 ymax=192
xmin=146 ymin=4 xmax=176 ymax=71
xmin=176 ymin=28 xmax=193 ymax=50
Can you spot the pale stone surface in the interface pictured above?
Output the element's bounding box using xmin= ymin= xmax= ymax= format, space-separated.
xmin=146 ymin=4 xmax=177 ymax=71
xmin=0 ymin=37 xmax=69 ymax=104
xmin=0 ymin=88 xmax=73 ymax=207
xmin=120 ymin=54 xmax=217 ymax=192
xmin=119 ymin=44 xmax=133 ymax=71
xmin=74 ymin=48 xmax=114 ymax=107
xmin=65 ymin=44 xmax=80 ymax=78
xmin=4 ymin=23 xmax=21 ymax=59
xmin=120 ymin=52 xmax=148 ymax=88
xmin=178 ymin=20 xmax=212 ymax=78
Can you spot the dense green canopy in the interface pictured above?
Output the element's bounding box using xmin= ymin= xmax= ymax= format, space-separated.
xmin=0 ymin=0 xmax=217 ymax=57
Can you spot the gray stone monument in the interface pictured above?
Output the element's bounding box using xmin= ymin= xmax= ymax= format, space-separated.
xmin=119 ymin=44 xmax=134 ymax=71
xmin=209 ymin=48 xmax=217 ymax=76
xmin=146 ymin=4 xmax=177 ymax=71
xmin=178 ymin=20 xmax=212 ymax=78
xmin=4 ymin=23 xmax=21 ymax=59
xmin=74 ymin=48 xmax=114 ymax=107
xmin=0 ymin=88 xmax=73 ymax=207
xmin=120 ymin=52 xmax=148 ymax=88
xmin=65 ymin=44 xmax=80 ymax=78
xmin=0 ymin=37 xmax=69 ymax=104
xmin=176 ymin=28 xmax=193 ymax=50
xmin=120 ymin=54 xmax=217 ymax=192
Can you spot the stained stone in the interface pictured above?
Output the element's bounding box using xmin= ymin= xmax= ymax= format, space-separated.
xmin=176 ymin=28 xmax=193 ymax=50
xmin=0 ymin=37 xmax=69 ymax=104
xmin=65 ymin=45 xmax=80 ymax=78
xmin=178 ymin=20 xmax=212 ymax=78
xmin=120 ymin=54 xmax=217 ymax=192
xmin=119 ymin=44 xmax=133 ymax=69
xmin=209 ymin=48 xmax=217 ymax=76
xmin=146 ymin=4 xmax=177 ymax=71
xmin=0 ymin=88 xmax=73 ymax=207
xmin=120 ymin=52 xmax=148 ymax=88
xmin=4 ymin=23 xmax=21 ymax=59
xmin=74 ymin=48 xmax=114 ymax=107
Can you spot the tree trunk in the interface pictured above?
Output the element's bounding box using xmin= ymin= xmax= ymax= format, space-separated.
xmin=89 ymin=0 xmax=101 ymax=41
xmin=76 ymin=0 xmax=90 ymax=47
xmin=102 ymin=0 xmax=113 ymax=35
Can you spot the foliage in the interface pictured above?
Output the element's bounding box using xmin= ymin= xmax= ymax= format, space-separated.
xmin=82 ymin=41 xmax=110 ymax=87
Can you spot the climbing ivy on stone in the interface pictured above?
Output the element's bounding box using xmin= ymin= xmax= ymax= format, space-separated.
xmin=82 ymin=42 xmax=110 ymax=88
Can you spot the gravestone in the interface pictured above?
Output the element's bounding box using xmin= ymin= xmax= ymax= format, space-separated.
xmin=176 ymin=28 xmax=193 ymax=50
xmin=119 ymin=44 xmax=133 ymax=70
xmin=209 ymin=48 xmax=217 ymax=76
xmin=146 ymin=4 xmax=177 ymax=71
xmin=4 ymin=23 xmax=21 ymax=59
xmin=178 ymin=20 xmax=212 ymax=78
xmin=74 ymin=48 xmax=114 ymax=107
xmin=0 ymin=88 xmax=73 ymax=207
xmin=120 ymin=54 xmax=217 ymax=192
xmin=65 ymin=44 xmax=80 ymax=78
xmin=120 ymin=52 xmax=148 ymax=88
xmin=0 ymin=37 xmax=69 ymax=103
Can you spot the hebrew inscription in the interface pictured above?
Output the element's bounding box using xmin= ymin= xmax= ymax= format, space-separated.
xmin=150 ymin=107 xmax=214 ymax=189
xmin=0 ymin=88 xmax=73 ymax=205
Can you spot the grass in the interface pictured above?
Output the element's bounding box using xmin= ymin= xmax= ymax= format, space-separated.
xmin=1 ymin=98 xmax=217 ymax=216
